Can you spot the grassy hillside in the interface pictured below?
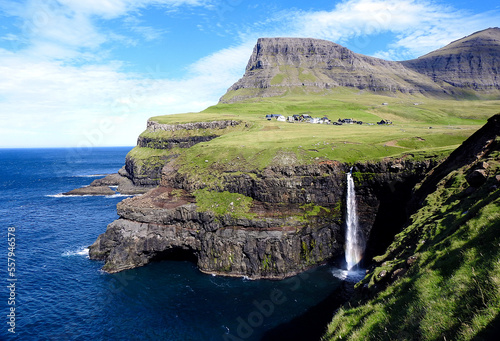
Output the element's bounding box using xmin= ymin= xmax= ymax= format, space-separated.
xmin=322 ymin=145 xmax=500 ymax=340
xmin=142 ymin=91 xmax=499 ymax=174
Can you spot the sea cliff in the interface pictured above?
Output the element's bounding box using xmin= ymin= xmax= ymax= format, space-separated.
xmin=89 ymin=119 xmax=436 ymax=279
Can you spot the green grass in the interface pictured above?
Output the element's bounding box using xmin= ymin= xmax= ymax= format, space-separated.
xmin=323 ymin=151 xmax=500 ymax=341
xmin=193 ymin=188 xmax=255 ymax=219
xmin=138 ymin=91 xmax=499 ymax=187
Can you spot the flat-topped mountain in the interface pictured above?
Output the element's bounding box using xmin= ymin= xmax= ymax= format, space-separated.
xmin=220 ymin=28 xmax=500 ymax=103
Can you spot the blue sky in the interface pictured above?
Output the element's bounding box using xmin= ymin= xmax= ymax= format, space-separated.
xmin=0 ymin=0 xmax=499 ymax=147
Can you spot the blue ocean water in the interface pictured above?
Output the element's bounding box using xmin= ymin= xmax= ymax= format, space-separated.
xmin=0 ymin=148 xmax=345 ymax=341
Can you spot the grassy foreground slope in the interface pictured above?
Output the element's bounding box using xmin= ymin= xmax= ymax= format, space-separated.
xmin=323 ymin=139 xmax=500 ymax=340
xmin=143 ymin=91 xmax=499 ymax=173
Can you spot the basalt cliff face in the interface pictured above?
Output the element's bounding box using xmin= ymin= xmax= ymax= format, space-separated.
xmin=220 ymin=28 xmax=500 ymax=103
xmin=89 ymin=119 xmax=435 ymax=279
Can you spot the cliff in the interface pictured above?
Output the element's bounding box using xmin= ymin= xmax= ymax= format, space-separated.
xmin=88 ymin=118 xmax=437 ymax=279
xmin=220 ymin=28 xmax=500 ymax=103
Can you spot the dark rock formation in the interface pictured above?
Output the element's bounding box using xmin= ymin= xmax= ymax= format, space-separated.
xmin=63 ymin=170 xmax=153 ymax=196
xmin=466 ymin=169 xmax=488 ymax=187
xmin=63 ymin=185 xmax=115 ymax=196
xmin=137 ymin=135 xmax=219 ymax=149
xmin=220 ymin=37 xmax=445 ymax=103
xmin=124 ymin=120 xmax=242 ymax=187
xmin=89 ymin=186 xmax=341 ymax=279
xmin=89 ymin=146 xmax=435 ymax=279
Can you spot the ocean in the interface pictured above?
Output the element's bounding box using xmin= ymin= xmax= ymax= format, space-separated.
xmin=0 ymin=147 xmax=349 ymax=340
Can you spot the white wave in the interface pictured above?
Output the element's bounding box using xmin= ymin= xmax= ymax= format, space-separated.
xmin=62 ymin=247 xmax=89 ymax=258
xmin=46 ymin=193 xmax=93 ymax=198
xmin=104 ymin=193 xmax=133 ymax=198
xmin=331 ymin=267 xmax=366 ymax=283
xmin=72 ymin=174 xmax=110 ymax=178
xmin=331 ymin=268 xmax=349 ymax=280
xmin=46 ymin=191 xmax=133 ymax=199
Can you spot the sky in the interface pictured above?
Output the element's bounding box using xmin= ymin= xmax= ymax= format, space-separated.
xmin=0 ymin=0 xmax=499 ymax=148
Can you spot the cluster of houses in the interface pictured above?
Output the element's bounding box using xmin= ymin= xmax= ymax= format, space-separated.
xmin=265 ymin=113 xmax=393 ymax=125
xmin=265 ymin=113 xmax=331 ymax=124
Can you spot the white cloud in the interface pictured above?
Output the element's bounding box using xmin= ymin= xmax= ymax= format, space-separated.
xmin=0 ymin=0 xmax=210 ymax=61
xmin=0 ymin=0 xmax=221 ymax=147
xmin=272 ymin=0 xmax=500 ymax=60
xmin=0 ymin=37 xmax=251 ymax=147
xmin=55 ymin=0 xmax=209 ymax=19
xmin=123 ymin=15 xmax=167 ymax=41
xmin=1 ymin=0 xmax=499 ymax=147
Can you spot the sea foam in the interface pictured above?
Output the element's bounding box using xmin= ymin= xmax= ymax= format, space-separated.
xmin=62 ymin=247 xmax=89 ymax=258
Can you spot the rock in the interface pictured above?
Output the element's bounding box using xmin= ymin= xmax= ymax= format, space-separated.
xmin=407 ymin=255 xmax=418 ymax=265
xmin=65 ymin=172 xmax=152 ymax=196
xmin=63 ymin=186 xmax=115 ymax=196
xmin=390 ymin=163 xmax=404 ymax=172
xmin=378 ymin=270 xmax=388 ymax=279
xmin=477 ymin=161 xmax=490 ymax=170
xmin=466 ymin=169 xmax=488 ymax=187
xmin=220 ymin=37 xmax=446 ymax=103
xmin=137 ymin=135 xmax=219 ymax=149
xmin=90 ymin=173 xmax=123 ymax=186
xmin=89 ymin=198 xmax=343 ymax=279
xmin=391 ymin=268 xmax=407 ymax=279
xmin=147 ymin=120 xmax=240 ymax=133
xmin=89 ymin=157 xmax=435 ymax=279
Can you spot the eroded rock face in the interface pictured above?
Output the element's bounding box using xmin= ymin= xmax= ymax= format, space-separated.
xmin=220 ymin=37 xmax=444 ymax=103
xmin=146 ymin=120 xmax=240 ymax=132
xmin=124 ymin=120 xmax=241 ymax=186
xmin=220 ymin=28 xmax=500 ymax=103
xmin=89 ymin=187 xmax=342 ymax=279
xmin=89 ymin=158 xmax=435 ymax=279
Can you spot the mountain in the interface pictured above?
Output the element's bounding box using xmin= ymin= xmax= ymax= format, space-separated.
xmin=402 ymin=27 xmax=500 ymax=93
xmin=220 ymin=28 xmax=500 ymax=103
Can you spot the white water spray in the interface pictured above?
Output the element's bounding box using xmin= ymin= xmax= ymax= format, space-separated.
xmin=345 ymin=169 xmax=365 ymax=270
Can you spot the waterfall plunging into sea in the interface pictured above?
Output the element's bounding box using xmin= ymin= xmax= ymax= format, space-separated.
xmin=345 ymin=169 xmax=365 ymax=271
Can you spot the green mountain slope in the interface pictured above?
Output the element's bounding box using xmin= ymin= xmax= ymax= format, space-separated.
xmin=402 ymin=28 xmax=500 ymax=96
xmin=323 ymin=115 xmax=500 ymax=340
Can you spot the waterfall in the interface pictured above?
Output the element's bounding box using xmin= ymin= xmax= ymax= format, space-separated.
xmin=345 ymin=170 xmax=365 ymax=270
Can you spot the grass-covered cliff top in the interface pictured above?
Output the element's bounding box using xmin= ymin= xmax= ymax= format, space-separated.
xmin=141 ymin=90 xmax=499 ymax=170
